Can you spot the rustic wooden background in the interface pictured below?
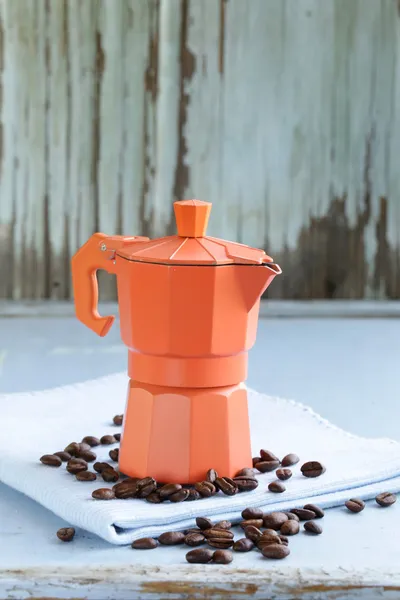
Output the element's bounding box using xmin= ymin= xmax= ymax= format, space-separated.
xmin=0 ymin=0 xmax=399 ymax=301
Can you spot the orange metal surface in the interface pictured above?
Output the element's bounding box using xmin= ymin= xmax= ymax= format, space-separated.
xmin=71 ymin=200 xmax=281 ymax=483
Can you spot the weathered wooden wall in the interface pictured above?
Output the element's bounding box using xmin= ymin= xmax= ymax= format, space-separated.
xmin=0 ymin=0 xmax=400 ymax=300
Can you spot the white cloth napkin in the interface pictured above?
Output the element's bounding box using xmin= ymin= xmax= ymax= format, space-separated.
xmin=1 ymin=372 xmax=400 ymax=545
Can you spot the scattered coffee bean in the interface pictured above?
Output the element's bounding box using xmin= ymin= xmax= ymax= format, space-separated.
xmin=137 ymin=477 xmax=157 ymax=498
xmin=233 ymin=476 xmax=259 ymax=491
xmin=252 ymin=456 xmax=261 ymax=467
xmin=281 ymin=453 xmax=299 ymax=467
xmin=109 ymin=449 xmax=119 ymax=462
xmin=304 ymin=521 xmax=322 ymax=534
xmin=290 ymin=508 xmax=316 ymax=521
xmin=280 ymin=520 xmax=299 ymax=536
xmin=78 ymin=442 xmax=92 ymax=453
xmin=186 ymin=548 xmax=214 ymax=564
xmin=79 ymin=450 xmax=97 ymax=463
xmin=376 ymin=492 xmax=397 ymax=507
xmin=113 ymin=414 xmax=123 ymax=426
xmin=303 ymin=504 xmax=324 ymax=518
xmin=40 ymin=454 xmax=62 ymax=467
xmin=92 ymin=488 xmax=115 ymax=500
xmin=196 ymin=517 xmax=213 ymax=530
xmin=260 ymin=449 xmax=280 ymax=462
xmin=206 ymin=469 xmax=218 ymax=483
xmin=170 ymin=489 xmax=190 ymax=502
xmin=158 ymin=531 xmax=185 ymax=545
xmin=186 ymin=489 xmax=201 ymax=501
xmin=301 ymin=461 xmax=326 ymax=478
xmin=57 ymin=527 xmax=75 ymax=542
xmin=279 ymin=535 xmax=289 ymax=545
xmin=263 ymin=512 xmax=288 ymax=530
xmin=255 ymin=460 xmax=280 ymax=473
xmin=81 ymin=436 xmax=100 ymax=447
xmin=214 ymin=477 xmax=238 ymax=496
xmin=113 ymin=479 xmax=139 ymax=499
xmin=53 ymin=451 xmax=71 ymax=462
xmin=345 ymin=498 xmax=365 ymax=513
xmin=241 ymin=507 xmax=263 ymax=520
xmin=102 ymin=468 xmax=120 ymax=483
xmin=235 ymin=468 xmax=254 ymax=477
xmin=100 ymin=435 xmax=117 ymax=445
xmin=114 ymin=433 xmax=121 ymax=442
xmin=240 ymin=519 xmax=264 ymax=530
xmin=93 ymin=462 xmax=111 ymax=473
xmin=76 ymin=470 xmax=97 ymax=482
xmin=159 ymin=483 xmax=182 ymax=499
xmin=146 ymin=492 xmax=163 ymax=504
xmin=258 ymin=532 xmax=280 ymax=549
xmin=268 ymin=481 xmax=286 ymax=493
xmin=132 ymin=537 xmax=157 ymax=549
xmin=276 ymin=468 xmax=292 ymax=481
xmin=214 ymin=520 xmax=232 ymax=530
xmin=213 ymin=549 xmax=233 ymax=564
xmin=243 ymin=525 xmax=262 ymax=543
xmin=185 ymin=532 xmax=206 ymax=547
xmin=203 ymin=528 xmax=234 ymax=540
xmin=66 ymin=458 xmax=88 ymax=474
xmin=233 ymin=538 xmax=254 ymax=552
xmin=195 ymin=481 xmax=216 ymax=498
xmin=205 ymin=529 xmax=234 ymax=549
xmin=64 ymin=442 xmax=80 ymax=457
xmin=284 ymin=512 xmax=300 ymax=522
xmin=261 ymin=543 xmax=290 ymax=559
xmin=185 ymin=528 xmax=203 ymax=535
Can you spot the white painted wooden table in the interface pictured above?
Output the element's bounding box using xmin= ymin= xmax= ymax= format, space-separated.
xmin=1 ymin=310 xmax=400 ymax=599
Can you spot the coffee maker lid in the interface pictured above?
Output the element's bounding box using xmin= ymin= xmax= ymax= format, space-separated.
xmin=116 ymin=200 xmax=273 ymax=265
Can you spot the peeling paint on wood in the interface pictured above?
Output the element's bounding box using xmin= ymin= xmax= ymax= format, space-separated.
xmin=0 ymin=0 xmax=399 ymax=300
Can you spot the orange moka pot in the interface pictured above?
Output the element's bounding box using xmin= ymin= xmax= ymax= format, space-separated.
xmin=71 ymin=200 xmax=281 ymax=483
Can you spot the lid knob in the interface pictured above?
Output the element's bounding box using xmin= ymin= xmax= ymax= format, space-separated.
xmin=174 ymin=200 xmax=211 ymax=238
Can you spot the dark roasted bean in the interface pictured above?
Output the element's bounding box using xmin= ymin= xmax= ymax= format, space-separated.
xmin=114 ymin=433 xmax=121 ymax=442
xmin=158 ymin=531 xmax=185 ymax=545
xmin=170 ymin=489 xmax=190 ymax=503
xmin=345 ymin=498 xmax=365 ymax=513
xmin=79 ymin=450 xmax=97 ymax=463
xmin=284 ymin=512 xmax=300 ymax=521
xmin=263 ymin=512 xmax=288 ymax=530
xmin=279 ymin=535 xmax=289 ymax=545
xmin=78 ymin=442 xmax=91 ymax=453
xmin=243 ymin=525 xmax=262 ymax=543
xmin=214 ymin=477 xmax=238 ymax=496
xmin=214 ymin=520 xmax=231 ymax=530
xmin=93 ymin=462 xmax=111 ymax=473
xmin=146 ymin=492 xmax=163 ymax=504
xmin=290 ymin=508 xmax=316 ymax=521
xmin=268 ymin=481 xmax=286 ymax=493
xmin=186 ymin=548 xmax=214 ymax=563
xmin=261 ymin=543 xmax=290 ymax=559
xmin=64 ymin=442 xmax=80 ymax=457
xmin=66 ymin=458 xmax=88 ymax=474
xmin=194 ymin=481 xmax=216 ymax=498
xmin=76 ymin=470 xmax=97 ymax=482
xmin=376 ymin=492 xmax=397 ymax=507
xmin=186 ymin=489 xmax=201 ymax=501
xmin=258 ymin=531 xmax=280 ymax=548
xmin=303 ymin=504 xmax=325 ymax=518
xmin=184 ymin=532 xmax=205 ymax=546
xmin=132 ymin=537 xmax=157 ymax=549
xmin=81 ymin=436 xmax=100 ymax=447
xmin=113 ymin=414 xmax=123 ymax=426
xmin=109 ymin=449 xmax=119 ymax=462
xmin=235 ymin=467 xmax=254 ymax=477
xmin=304 ymin=521 xmax=323 ymax=534
xmin=252 ymin=456 xmax=261 ymax=467
xmin=203 ymin=528 xmax=234 ymax=539
xmin=100 ymin=434 xmax=117 ymax=445
xmin=206 ymin=469 xmax=218 ymax=483
xmin=276 ymin=468 xmax=292 ymax=481
xmin=185 ymin=528 xmax=203 ymax=535
xmin=213 ymin=549 xmax=233 ymax=564
xmin=300 ymin=461 xmax=326 ymax=478
xmin=281 ymin=453 xmax=299 ymax=467
xmin=57 ymin=527 xmax=75 ymax=542
xmin=53 ymin=451 xmax=71 ymax=462
xmin=260 ymin=449 xmax=280 ymax=462
xmin=233 ymin=538 xmax=254 ymax=552
xmin=255 ymin=460 xmax=280 ymax=473
xmin=92 ymin=488 xmax=115 ymax=500
xmin=280 ymin=520 xmax=299 ymax=535
xmin=102 ymin=468 xmax=119 ymax=483
xmin=136 ymin=477 xmax=157 ymax=498
xmin=40 ymin=454 xmax=62 ymax=467
xmin=159 ymin=483 xmax=182 ymax=498
xmin=113 ymin=479 xmax=139 ymax=499
xmin=233 ymin=476 xmax=259 ymax=491
xmin=241 ymin=507 xmax=264 ymax=520
xmin=196 ymin=517 xmax=213 ymax=530
xmin=207 ymin=538 xmax=234 ymax=549
xmin=240 ymin=519 xmax=263 ymax=530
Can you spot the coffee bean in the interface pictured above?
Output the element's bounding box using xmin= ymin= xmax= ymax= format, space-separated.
xmin=114 ymin=433 xmax=121 ymax=442
xmin=284 ymin=512 xmax=300 ymax=522
xmin=203 ymin=528 xmax=234 ymax=540
xmin=233 ymin=538 xmax=254 ymax=552
xmin=303 ymin=504 xmax=324 ymax=518
xmin=240 ymin=519 xmax=263 ymax=530
xmin=185 ymin=528 xmax=203 ymax=535
xmin=214 ymin=477 xmax=238 ymax=496
xmin=158 ymin=531 xmax=185 ymax=545
xmin=113 ymin=479 xmax=139 ymax=499
xmin=78 ymin=442 xmax=92 ymax=453
xmin=241 ymin=507 xmax=263 ymax=520
xmin=76 ymin=470 xmax=97 ymax=482
xmin=214 ymin=520 xmax=231 ymax=530
xmin=170 ymin=489 xmax=189 ymax=503
xmin=196 ymin=517 xmax=213 ymax=530
xmin=66 ymin=458 xmax=88 ymax=474
xmin=79 ymin=450 xmax=97 ymax=463
xmin=255 ymin=460 xmax=280 ymax=473
xmin=206 ymin=469 xmax=218 ymax=483
xmin=146 ymin=492 xmax=163 ymax=504
xmin=258 ymin=533 xmax=281 ymax=549
xmin=213 ymin=549 xmax=233 ymax=564
xmin=263 ymin=512 xmax=288 ymax=530
xmin=206 ymin=533 xmax=234 ymax=549
xmin=40 ymin=454 xmax=62 ymax=467
xmin=195 ymin=481 xmax=216 ymax=498
xmin=235 ymin=468 xmax=254 ymax=477
xmin=280 ymin=520 xmax=299 ymax=536
xmin=233 ymin=476 xmax=259 ymax=492
xmin=243 ymin=525 xmax=262 ymax=543
xmin=376 ymin=492 xmax=397 ymax=507
xmin=186 ymin=489 xmax=201 ymax=501
xmin=184 ymin=532 xmax=205 ymax=547
xmin=132 ymin=537 xmax=157 ymax=549
xmin=92 ymin=488 xmax=115 ymax=500
xmin=186 ymin=548 xmax=214 ymax=563
xmin=252 ymin=456 xmax=261 ymax=467
xmin=276 ymin=468 xmax=292 ymax=481
xmin=281 ymin=453 xmax=299 ymax=467
xmin=304 ymin=521 xmax=322 ymax=534
xmin=64 ymin=442 xmax=80 ymax=457
xmin=301 ymin=461 xmax=326 ymax=478
xmin=57 ymin=527 xmax=75 ymax=542
xmin=260 ymin=449 xmax=280 ymax=462
xmin=81 ymin=436 xmax=100 ymax=447
xmin=290 ymin=508 xmax=316 ymax=521
xmin=113 ymin=414 xmax=123 ymax=426
xmin=345 ymin=498 xmax=365 ymax=513
xmin=159 ymin=483 xmax=182 ymax=499
xmin=109 ymin=449 xmax=119 ymax=462
xmin=262 ymin=543 xmax=290 ymax=559
xmin=102 ymin=468 xmax=119 ymax=483
xmin=100 ymin=435 xmax=117 ymax=445
xmin=53 ymin=451 xmax=71 ymax=462
xmin=268 ymin=481 xmax=286 ymax=493
xmin=93 ymin=462 xmax=111 ymax=473
xmin=137 ymin=477 xmax=157 ymax=498
xmin=279 ymin=535 xmax=289 ymax=545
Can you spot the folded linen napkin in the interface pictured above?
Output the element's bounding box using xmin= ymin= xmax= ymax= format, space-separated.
xmin=1 ymin=373 xmax=400 ymax=545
